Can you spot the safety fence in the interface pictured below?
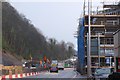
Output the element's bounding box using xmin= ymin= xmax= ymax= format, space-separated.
xmin=0 ymin=65 xmax=49 ymax=79
xmin=1 ymin=66 xmax=23 ymax=76
xmin=0 ymin=71 xmax=41 ymax=80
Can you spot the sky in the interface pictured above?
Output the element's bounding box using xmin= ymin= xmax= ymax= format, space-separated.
xmin=8 ymin=0 xmax=117 ymax=50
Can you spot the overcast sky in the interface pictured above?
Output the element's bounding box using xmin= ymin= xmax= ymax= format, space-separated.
xmin=8 ymin=0 xmax=117 ymax=50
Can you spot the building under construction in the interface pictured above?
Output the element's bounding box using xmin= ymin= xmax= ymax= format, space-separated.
xmin=77 ymin=1 xmax=120 ymax=74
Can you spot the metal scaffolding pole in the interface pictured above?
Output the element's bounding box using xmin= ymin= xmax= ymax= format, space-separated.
xmin=87 ymin=0 xmax=92 ymax=77
xmin=98 ymin=33 xmax=100 ymax=67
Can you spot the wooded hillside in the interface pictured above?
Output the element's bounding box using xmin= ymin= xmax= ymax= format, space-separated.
xmin=2 ymin=2 xmax=75 ymax=64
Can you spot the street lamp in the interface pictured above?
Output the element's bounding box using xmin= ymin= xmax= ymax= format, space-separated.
xmin=98 ymin=33 xmax=100 ymax=67
xmin=87 ymin=0 xmax=92 ymax=77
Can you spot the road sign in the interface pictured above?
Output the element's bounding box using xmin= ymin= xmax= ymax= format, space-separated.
xmin=106 ymin=58 xmax=110 ymax=64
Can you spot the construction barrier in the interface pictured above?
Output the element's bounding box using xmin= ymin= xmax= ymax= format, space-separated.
xmin=0 ymin=65 xmax=48 ymax=79
xmin=0 ymin=72 xmax=40 ymax=80
xmin=2 ymin=66 xmax=23 ymax=75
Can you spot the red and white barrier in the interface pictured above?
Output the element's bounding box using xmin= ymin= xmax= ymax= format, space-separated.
xmin=1 ymin=72 xmax=40 ymax=80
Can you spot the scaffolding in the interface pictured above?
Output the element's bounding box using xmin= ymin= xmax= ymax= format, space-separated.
xmin=77 ymin=1 xmax=120 ymax=75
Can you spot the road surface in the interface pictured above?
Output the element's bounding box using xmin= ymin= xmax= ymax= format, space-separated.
xmin=25 ymin=68 xmax=77 ymax=78
xmin=13 ymin=68 xmax=90 ymax=80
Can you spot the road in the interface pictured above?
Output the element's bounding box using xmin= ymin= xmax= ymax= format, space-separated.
xmin=10 ymin=68 xmax=90 ymax=80
xmin=25 ymin=68 xmax=77 ymax=79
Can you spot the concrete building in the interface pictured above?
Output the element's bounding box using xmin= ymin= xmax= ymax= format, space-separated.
xmin=77 ymin=1 xmax=120 ymax=74
xmin=113 ymin=29 xmax=120 ymax=72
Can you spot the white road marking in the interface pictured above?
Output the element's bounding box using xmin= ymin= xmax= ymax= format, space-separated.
xmin=73 ymin=74 xmax=77 ymax=78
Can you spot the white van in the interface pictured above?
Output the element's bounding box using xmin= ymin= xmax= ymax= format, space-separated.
xmin=58 ymin=62 xmax=64 ymax=70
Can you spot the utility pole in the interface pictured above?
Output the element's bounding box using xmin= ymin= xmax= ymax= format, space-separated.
xmin=98 ymin=33 xmax=100 ymax=67
xmin=87 ymin=0 xmax=92 ymax=77
xmin=83 ymin=0 xmax=86 ymax=16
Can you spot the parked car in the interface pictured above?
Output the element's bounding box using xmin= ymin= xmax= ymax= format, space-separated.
xmin=108 ymin=72 xmax=120 ymax=80
xmin=58 ymin=62 xmax=64 ymax=70
xmin=50 ymin=60 xmax=58 ymax=73
xmin=30 ymin=64 xmax=36 ymax=69
xmin=93 ymin=68 xmax=112 ymax=80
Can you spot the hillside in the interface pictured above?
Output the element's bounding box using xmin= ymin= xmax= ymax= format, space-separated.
xmin=2 ymin=2 xmax=75 ymax=65
xmin=1 ymin=51 xmax=22 ymax=66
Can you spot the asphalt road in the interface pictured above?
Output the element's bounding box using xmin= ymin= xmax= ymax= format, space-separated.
xmin=25 ymin=68 xmax=77 ymax=78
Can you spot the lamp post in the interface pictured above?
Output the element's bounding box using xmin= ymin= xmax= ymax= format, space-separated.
xmin=98 ymin=33 xmax=100 ymax=67
xmin=73 ymin=55 xmax=75 ymax=71
xmin=87 ymin=0 xmax=92 ymax=77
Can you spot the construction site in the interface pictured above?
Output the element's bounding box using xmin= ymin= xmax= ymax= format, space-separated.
xmin=77 ymin=0 xmax=120 ymax=75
